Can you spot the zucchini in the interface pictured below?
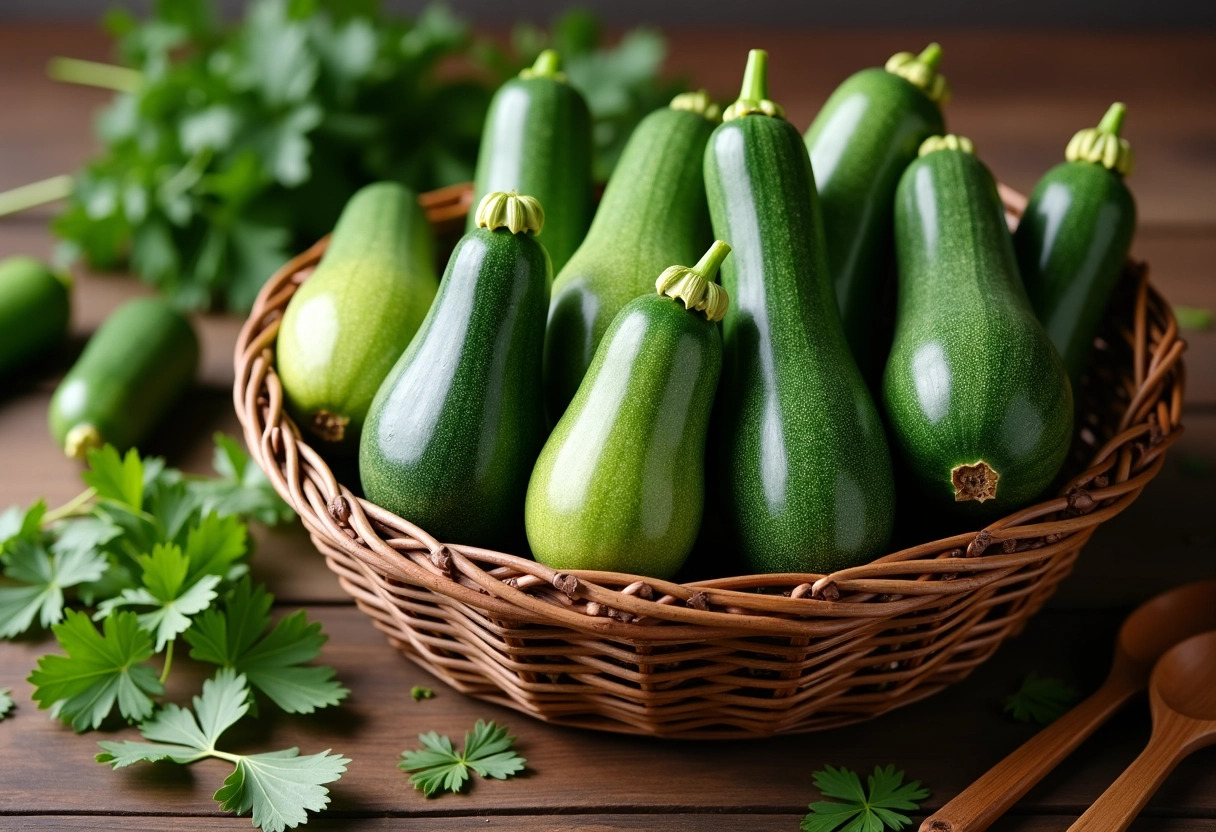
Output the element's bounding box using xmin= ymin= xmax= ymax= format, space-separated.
xmin=1014 ymin=103 xmax=1137 ymax=387
xmin=360 ymin=192 xmax=550 ymax=549
xmin=803 ymin=44 xmax=948 ymax=371
xmin=48 ymin=297 xmax=198 ymax=459
xmin=0 ymin=256 xmax=70 ymax=378
xmin=276 ymin=182 xmax=437 ymax=451
xmin=544 ymin=91 xmax=719 ymax=420
xmin=468 ymin=49 xmax=593 ymax=275
xmin=527 ymin=241 xmax=730 ymax=579
xmin=706 ymin=50 xmax=895 ymax=574
xmin=884 ymin=135 xmax=1073 ymax=515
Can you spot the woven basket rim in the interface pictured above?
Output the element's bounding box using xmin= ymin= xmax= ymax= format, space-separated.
xmin=232 ymin=182 xmax=1186 ymax=641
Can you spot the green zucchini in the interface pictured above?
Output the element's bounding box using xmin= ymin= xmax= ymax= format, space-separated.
xmin=468 ymin=49 xmax=593 ymax=275
xmin=276 ymin=182 xmax=437 ymax=451
xmin=527 ymin=241 xmax=730 ymax=579
xmin=803 ymin=44 xmax=948 ymax=370
xmin=0 ymin=256 xmax=70 ymax=378
xmin=543 ymin=91 xmax=719 ymax=421
xmin=706 ymin=50 xmax=895 ymax=574
xmin=360 ymin=192 xmax=550 ymax=548
xmin=883 ymin=135 xmax=1073 ymax=515
xmin=48 ymin=297 xmax=198 ymax=459
xmin=1014 ymin=103 xmax=1137 ymax=387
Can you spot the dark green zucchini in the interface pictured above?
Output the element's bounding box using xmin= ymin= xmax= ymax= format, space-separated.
xmin=527 ymin=241 xmax=730 ymax=579
xmin=48 ymin=297 xmax=198 ymax=459
xmin=543 ymin=91 xmax=719 ymax=421
xmin=1014 ymin=103 xmax=1137 ymax=387
xmin=803 ymin=44 xmax=948 ymax=370
xmin=360 ymin=192 xmax=550 ymax=549
xmin=883 ymin=135 xmax=1073 ymax=515
xmin=706 ymin=50 xmax=895 ymax=574
xmin=276 ymin=182 xmax=438 ymax=451
xmin=468 ymin=49 xmax=593 ymax=275
xmin=0 ymin=256 xmax=70 ymax=378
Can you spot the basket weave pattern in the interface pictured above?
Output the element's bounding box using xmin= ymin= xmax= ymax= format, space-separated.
xmin=234 ymin=184 xmax=1185 ymax=738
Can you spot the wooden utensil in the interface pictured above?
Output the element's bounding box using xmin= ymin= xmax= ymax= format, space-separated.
xmin=920 ymin=580 xmax=1216 ymax=832
xmin=1067 ymin=630 xmax=1216 ymax=831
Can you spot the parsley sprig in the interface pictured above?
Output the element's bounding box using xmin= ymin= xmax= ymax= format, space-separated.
xmin=802 ymin=765 xmax=929 ymax=832
xmin=1003 ymin=673 xmax=1080 ymax=725
xmin=98 ymin=668 xmax=349 ymax=832
xmin=399 ymin=720 xmax=526 ymax=797
xmin=1 ymin=437 xmax=348 ymax=830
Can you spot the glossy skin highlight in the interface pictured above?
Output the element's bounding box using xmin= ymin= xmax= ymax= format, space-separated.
xmin=1014 ymin=161 xmax=1136 ymax=387
xmin=277 ymin=182 xmax=437 ymax=449
xmin=706 ymin=114 xmax=895 ymax=574
xmin=527 ymin=294 xmax=722 ymax=579
xmin=359 ymin=227 xmax=550 ymax=549
xmin=544 ymin=106 xmax=715 ymax=421
xmin=883 ymin=148 xmax=1074 ymax=515
xmin=804 ymin=67 xmax=943 ymax=369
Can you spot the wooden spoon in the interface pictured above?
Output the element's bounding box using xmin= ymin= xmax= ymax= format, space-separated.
xmin=1067 ymin=630 xmax=1216 ymax=831
xmin=920 ymin=580 xmax=1216 ymax=832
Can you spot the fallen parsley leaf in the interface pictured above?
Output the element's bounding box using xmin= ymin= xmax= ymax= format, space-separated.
xmin=188 ymin=433 xmax=294 ymax=526
xmin=399 ymin=719 xmax=526 ymax=797
xmin=802 ymin=764 xmax=929 ymax=832
xmin=28 ymin=609 xmax=164 ymax=731
xmin=1004 ymin=673 xmax=1080 ymax=725
xmin=96 ymin=542 xmax=221 ymax=651
xmin=0 ymin=687 xmax=12 ymax=720
xmin=97 ymin=668 xmax=349 ymax=832
xmin=0 ymin=537 xmax=109 ymax=637
xmin=1174 ymin=305 xmax=1213 ymax=331
xmin=185 ymin=577 xmax=346 ymax=713
xmin=411 ymin=685 xmax=434 ymax=702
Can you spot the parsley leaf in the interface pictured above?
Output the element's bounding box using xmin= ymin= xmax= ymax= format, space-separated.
xmin=96 ymin=542 xmax=221 ymax=651
xmin=97 ymin=669 xmax=349 ymax=832
xmin=28 ymin=609 xmax=164 ymax=731
xmin=0 ymin=499 xmax=46 ymax=555
xmin=399 ymin=720 xmax=526 ymax=797
xmin=83 ymin=446 xmax=145 ymax=509
xmin=0 ymin=538 xmax=109 ymax=637
xmin=185 ymin=577 xmax=346 ymax=713
xmin=188 ymin=433 xmax=294 ymax=526
xmin=0 ymin=686 xmax=13 ymax=720
xmin=802 ymin=765 xmax=929 ymax=832
xmin=1003 ymin=673 xmax=1080 ymax=725
xmin=411 ymin=685 xmax=434 ymax=702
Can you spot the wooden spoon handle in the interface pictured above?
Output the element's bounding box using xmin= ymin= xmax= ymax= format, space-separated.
xmin=920 ymin=681 xmax=1134 ymax=832
xmin=1066 ymin=728 xmax=1187 ymax=832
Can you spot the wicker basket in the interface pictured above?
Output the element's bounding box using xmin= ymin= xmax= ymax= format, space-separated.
xmin=234 ymin=182 xmax=1185 ymax=739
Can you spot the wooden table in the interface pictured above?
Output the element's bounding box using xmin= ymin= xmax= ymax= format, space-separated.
xmin=1 ymin=24 xmax=1214 ymax=832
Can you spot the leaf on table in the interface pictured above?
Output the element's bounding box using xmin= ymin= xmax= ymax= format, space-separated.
xmin=801 ymin=764 xmax=929 ymax=832
xmin=1003 ymin=673 xmax=1080 ymax=725
xmin=411 ymin=686 xmax=434 ymax=702
xmin=0 ymin=687 xmax=13 ymax=720
xmin=0 ymin=538 xmax=109 ymax=637
xmin=0 ymin=499 xmax=46 ymax=555
xmin=1173 ymin=305 xmax=1213 ymax=331
xmin=28 ymin=609 xmax=163 ymax=731
xmin=188 ymin=433 xmax=294 ymax=527
xmin=185 ymin=577 xmax=346 ymax=713
xmin=183 ymin=512 xmax=248 ymax=583
xmin=98 ymin=668 xmax=348 ymax=832
xmin=96 ymin=542 xmax=221 ymax=651
xmin=399 ymin=720 xmax=526 ymax=797
xmin=83 ymin=446 xmax=145 ymax=509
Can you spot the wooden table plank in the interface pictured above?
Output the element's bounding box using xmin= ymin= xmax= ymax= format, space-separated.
xmin=2 ymin=607 xmax=1214 ymax=822
xmin=3 ymin=817 xmax=1215 ymax=831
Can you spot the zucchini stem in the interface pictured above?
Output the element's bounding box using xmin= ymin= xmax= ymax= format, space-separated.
xmin=655 ymin=240 xmax=731 ymax=322
xmin=1097 ymin=102 xmax=1127 ymax=136
xmin=918 ymin=42 xmax=943 ymax=70
xmin=0 ymin=174 xmax=73 ymax=217
xmin=475 ymin=190 xmax=545 ymax=236
xmin=520 ymin=49 xmax=565 ymax=81
xmin=885 ymin=44 xmax=951 ymax=105
xmin=692 ymin=239 xmax=732 ymax=280
xmin=47 ymin=57 xmax=142 ymax=92
xmin=1066 ymin=103 xmax=1133 ymax=176
xmin=723 ymin=49 xmax=785 ymax=122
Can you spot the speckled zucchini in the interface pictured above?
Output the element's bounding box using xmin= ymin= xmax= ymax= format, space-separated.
xmin=706 ymin=50 xmax=895 ymax=574
xmin=1014 ymin=103 xmax=1137 ymax=387
xmin=883 ymin=135 xmax=1074 ymax=515
xmin=359 ymin=192 xmax=550 ymax=549
xmin=527 ymin=241 xmax=729 ymax=579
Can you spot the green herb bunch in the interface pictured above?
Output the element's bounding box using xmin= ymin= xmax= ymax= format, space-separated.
xmin=25 ymin=0 xmax=680 ymax=311
xmin=0 ymin=437 xmax=348 ymax=831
